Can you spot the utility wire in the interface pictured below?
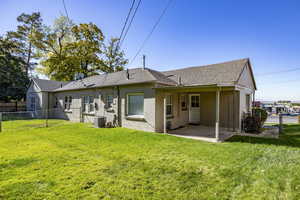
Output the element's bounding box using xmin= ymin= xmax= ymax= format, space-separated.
xmin=62 ymin=0 xmax=70 ymax=21
xmin=119 ymin=0 xmax=142 ymax=47
xmin=258 ymin=79 xmax=300 ymax=85
xmin=129 ymin=0 xmax=173 ymax=65
xmin=256 ymin=67 xmax=300 ymax=76
xmin=116 ymin=0 xmax=137 ymax=50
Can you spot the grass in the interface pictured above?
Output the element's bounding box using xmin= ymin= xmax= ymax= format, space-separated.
xmin=1 ymin=120 xmax=300 ymax=199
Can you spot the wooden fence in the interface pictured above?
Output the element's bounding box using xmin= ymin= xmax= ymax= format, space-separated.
xmin=0 ymin=102 xmax=26 ymax=112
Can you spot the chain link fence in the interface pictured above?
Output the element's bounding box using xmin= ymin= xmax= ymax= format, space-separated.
xmin=265 ymin=114 xmax=300 ymax=124
xmin=263 ymin=114 xmax=300 ymax=135
xmin=0 ymin=108 xmax=77 ymax=132
xmin=0 ymin=107 xmax=113 ymax=133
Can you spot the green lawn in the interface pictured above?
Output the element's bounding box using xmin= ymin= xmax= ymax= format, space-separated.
xmin=1 ymin=120 xmax=300 ymax=199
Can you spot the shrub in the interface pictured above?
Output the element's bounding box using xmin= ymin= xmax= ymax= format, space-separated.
xmin=243 ymin=108 xmax=268 ymax=133
xmin=252 ymin=108 xmax=268 ymax=124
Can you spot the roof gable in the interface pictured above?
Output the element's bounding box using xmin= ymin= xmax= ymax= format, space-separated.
xmin=27 ymin=80 xmax=42 ymax=93
xmin=32 ymin=78 xmax=68 ymax=92
xmin=162 ymin=58 xmax=249 ymax=87
xmin=236 ymin=60 xmax=257 ymax=90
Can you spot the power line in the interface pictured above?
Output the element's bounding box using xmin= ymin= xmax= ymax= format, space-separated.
xmin=62 ymin=0 xmax=70 ymax=21
xmin=256 ymin=67 xmax=300 ymax=76
xmin=258 ymin=79 xmax=300 ymax=86
xmin=129 ymin=0 xmax=174 ymax=65
xmin=116 ymin=0 xmax=137 ymax=50
xmin=119 ymin=0 xmax=142 ymax=47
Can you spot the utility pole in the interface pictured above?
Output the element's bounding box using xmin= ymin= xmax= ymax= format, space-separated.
xmin=143 ymin=55 xmax=146 ymax=70
xmin=279 ymin=113 xmax=283 ymax=134
xmin=0 ymin=113 xmax=2 ymax=132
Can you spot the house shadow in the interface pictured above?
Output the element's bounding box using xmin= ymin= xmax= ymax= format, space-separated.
xmin=226 ymin=124 xmax=300 ymax=148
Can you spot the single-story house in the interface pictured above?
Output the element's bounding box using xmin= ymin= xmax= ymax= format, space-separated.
xmin=26 ymin=58 xmax=257 ymax=140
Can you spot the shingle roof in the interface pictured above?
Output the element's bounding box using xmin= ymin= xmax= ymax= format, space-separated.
xmin=162 ymin=58 xmax=249 ymax=86
xmin=32 ymin=78 xmax=68 ymax=91
xmin=146 ymin=68 xmax=178 ymax=85
xmin=34 ymin=58 xmax=252 ymax=92
xmin=54 ymin=68 xmax=177 ymax=92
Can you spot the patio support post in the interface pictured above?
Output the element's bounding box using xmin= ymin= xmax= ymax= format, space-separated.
xmin=215 ymin=89 xmax=220 ymax=141
xmin=163 ymin=96 xmax=167 ymax=133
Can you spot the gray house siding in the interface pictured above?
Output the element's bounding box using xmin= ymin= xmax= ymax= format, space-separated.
xmin=50 ymin=88 xmax=115 ymax=123
xmin=49 ymin=83 xmax=156 ymax=132
xmin=120 ymin=83 xmax=156 ymax=132
xmin=26 ymin=81 xmax=46 ymax=117
xmin=236 ymin=63 xmax=256 ymax=130
xmin=26 ymin=82 xmax=42 ymax=111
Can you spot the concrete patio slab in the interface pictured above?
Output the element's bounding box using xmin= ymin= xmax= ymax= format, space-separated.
xmin=168 ymin=125 xmax=235 ymax=142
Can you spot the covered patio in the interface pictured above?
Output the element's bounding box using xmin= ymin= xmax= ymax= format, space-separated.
xmin=155 ymin=85 xmax=241 ymax=143
xmin=167 ymin=124 xmax=235 ymax=142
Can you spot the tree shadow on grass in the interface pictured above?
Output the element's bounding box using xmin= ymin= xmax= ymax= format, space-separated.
xmin=227 ymin=124 xmax=300 ymax=148
xmin=0 ymin=158 xmax=36 ymax=170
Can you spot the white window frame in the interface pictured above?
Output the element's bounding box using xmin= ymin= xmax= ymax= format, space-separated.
xmin=64 ymin=96 xmax=72 ymax=111
xmin=126 ymin=93 xmax=144 ymax=118
xmin=83 ymin=96 xmax=95 ymax=114
xmin=106 ymin=94 xmax=114 ymax=109
xmin=166 ymin=95 xmax=173 ymax=117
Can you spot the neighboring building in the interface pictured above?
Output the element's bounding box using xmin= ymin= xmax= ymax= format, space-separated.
xmin=26 ymin=58 xmax=256 ymax=139
xmin=292 ymin=106 xmax=300 ymax=113
xmin=252 ymin=101 xmax=261 ymax=108
xmin=260 ymin=100 xmax=299 ymax=114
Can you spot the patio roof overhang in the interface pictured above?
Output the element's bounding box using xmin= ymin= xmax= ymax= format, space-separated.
xmin=154 ymin=84 xmax=236 ymax=92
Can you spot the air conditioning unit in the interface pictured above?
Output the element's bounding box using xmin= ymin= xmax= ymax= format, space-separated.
xmin=94 ymin=116 xmax=106 ymax=128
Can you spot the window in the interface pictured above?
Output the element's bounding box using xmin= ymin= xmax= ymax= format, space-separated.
xmin=89 ymin=96 xmax=94 ymax=112
xmin=83 ymin=96 xmax=94 ymax=113
xmin=127 ymin=93 xmax=144 ymax=116
xmin=181 ymin=95 xmax=187 ymax=111
xmin=106 ymin=95 xmax=113 ymax=109
xmin=64 ymin=96 xmax=72 ymax=110
xmin=30 ymin=97 xmax=36 ymax=111
xmin=166 ymin=95 xmax=173 ymax=116
xmin=191 ymin=95 xmax=200 ymax=108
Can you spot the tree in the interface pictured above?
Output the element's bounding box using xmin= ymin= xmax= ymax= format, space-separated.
xmin=0 ymin=37 xmax=29 ymax=102
xmin=102 ymin=38 xmax=128 ymax=72
xmin=32 ymin=16 xmax=128 ymax=81
xmin=67 ymin=23 xmax=105 ymax=77
xmin=32 ymin=16 xmax=75 ymax=81
xmin=6 ymin=12 xmax=43 ymax=77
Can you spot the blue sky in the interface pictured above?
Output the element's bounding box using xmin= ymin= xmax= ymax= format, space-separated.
xmin=1 ymin=0 xmax=300 ymax=100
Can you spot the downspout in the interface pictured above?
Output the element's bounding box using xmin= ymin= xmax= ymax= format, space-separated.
xmin=117 ymin=86 xmax=121 ymax=127
xmin=46 ymin=92 xmax=50 ymax=127
xmin=233 ymin=91 xmax=235 ymax=132
xmin=253 ymin=90 xmax=255 ymax=106
xmin=163 ymin=95 xmax=167 ymax=133
xmin=215 ymin=87 xmax=221 ymax=141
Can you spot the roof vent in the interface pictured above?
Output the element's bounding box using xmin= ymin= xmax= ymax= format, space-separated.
xmin=177 ymin=76 xmax=182 ymax=86
xmin=143 ymin=55 xmax=146 ymax=70
xmin=74 ymin=72 xmax=85 ymax=80
xmin=126 ymin=69 xmax=130 ymax=80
